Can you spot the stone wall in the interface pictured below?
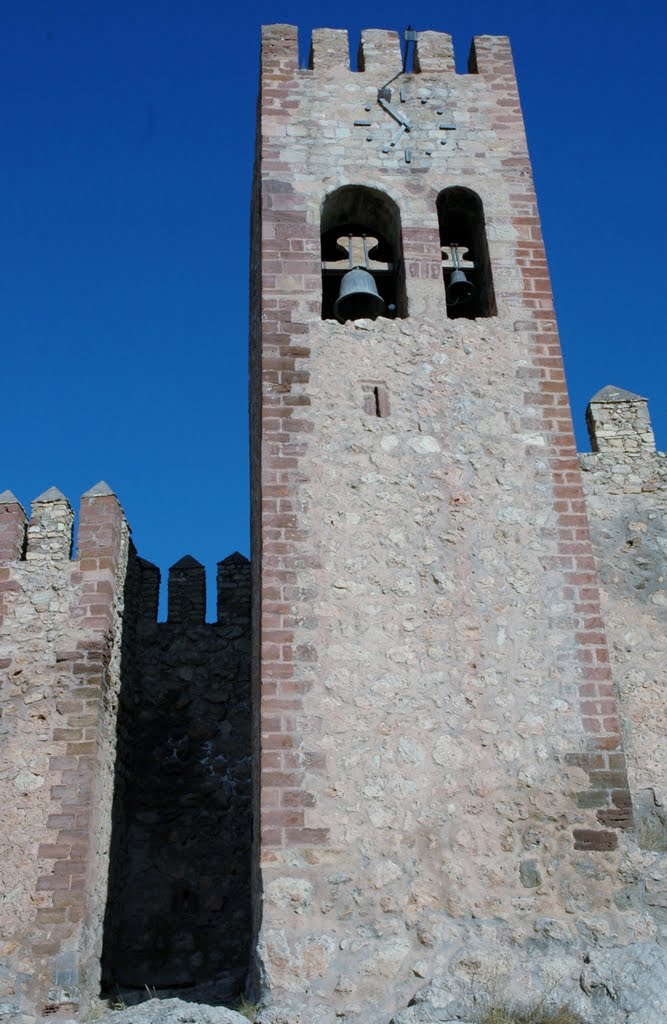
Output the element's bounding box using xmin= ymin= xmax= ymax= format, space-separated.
xmin=101 ymin=554 xmax=252 ymax=1000
xmin=0 ymin=484 xmax=131 ymax=1022
xmin=581 ymin=390 xmax=667 ymax=851
xmin=0 ymin=486 xmax=252 ymax=1021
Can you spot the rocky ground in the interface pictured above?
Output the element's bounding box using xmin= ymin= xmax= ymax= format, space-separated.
xmin=90 ymin=999 xmax=250 ymax=1024
xmin=83 ymin=938 xmax=667 ymax=1024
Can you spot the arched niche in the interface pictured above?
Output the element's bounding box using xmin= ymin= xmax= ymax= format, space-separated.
xmin=321 ymin=185 xmax=406 ymax=321
xmin=437 ymin=187 xmax=496 ymax=320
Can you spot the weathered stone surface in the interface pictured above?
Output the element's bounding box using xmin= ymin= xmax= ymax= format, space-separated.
xmin=0 ymin=488 xmax=131 ymax=1018
xmin=391 ymin=938 xmax=667 ymax=1024
xmin=0 ymin=489 xmax=22 ymax=505
xmin=82 ymin=481 xmax=116 ymax=498
xmin=586 ymin=388 xmax=655 ymax=455
xmin=579 ymin=442 xmax=667 ymax=860
xmin=1 ymin=502 xmax=251 ymax=1018
xmin=89 ymin=998 xmax=250 ymax=1024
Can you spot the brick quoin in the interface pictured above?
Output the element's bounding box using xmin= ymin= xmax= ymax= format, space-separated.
xmin=0 ymin=485 xmax=130 ymax=1019
xmin=252 ymin=25 xmax=326 ymax=865
xmin=510 ymin=126 xmax=634 ymax=838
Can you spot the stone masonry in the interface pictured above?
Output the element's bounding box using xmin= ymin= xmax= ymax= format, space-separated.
xmin=0 ymin=484 xmax=131 ymax=1021
xmin=101 ymin=554 xmax=251 ymax=998
xmin=581 ymin=390 xmax=667 ymax=844
xmin=1 ymin=22 xmax=666 ymax=1024
xmin=249 ymin=25 xmax=666 ymax=1024
xmin=0 ymin=488 xmax=251 ymax=1022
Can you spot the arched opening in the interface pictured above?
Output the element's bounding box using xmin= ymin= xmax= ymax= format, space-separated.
xmin=321 ymin=186 xmax=406 ymax=321
xmin=437 ymin=187 xmax=496 ymax=319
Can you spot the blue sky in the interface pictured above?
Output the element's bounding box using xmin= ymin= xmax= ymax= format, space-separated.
xmin=2 ymin=1 xmax=665 ymax=616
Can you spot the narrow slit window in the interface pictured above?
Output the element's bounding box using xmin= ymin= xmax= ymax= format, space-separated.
xmin=362 ymin=382 xmax=390 ymax=417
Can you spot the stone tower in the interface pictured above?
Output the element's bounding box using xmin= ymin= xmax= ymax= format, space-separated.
xmin=249 ymin=24 xmax=663 ymax=1023
xmin=1 ymin=21 xmax=665 ymax=1024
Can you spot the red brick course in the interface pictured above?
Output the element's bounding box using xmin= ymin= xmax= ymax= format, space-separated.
xmin=508 ymin=68 xmax=635 ymax=843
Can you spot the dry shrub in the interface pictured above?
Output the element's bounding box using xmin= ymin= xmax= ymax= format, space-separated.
xmin=480 ymin=1006 xmax=585 ymax=1024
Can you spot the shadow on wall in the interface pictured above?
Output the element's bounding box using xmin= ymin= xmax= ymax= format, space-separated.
xmin=101 ymin=552 xmax=252 ymax=1005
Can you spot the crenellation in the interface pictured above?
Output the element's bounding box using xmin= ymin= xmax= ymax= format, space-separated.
xmin=217 ymin=552 xmax=251 ymax=621
xmin=167 ymin=554 xmax=206 ymax=623
xmin=586 ymin=384 xmax=656 ymax=454
xmin=309 ymin=28 xmax=349 ymax=73
xmin=413 ymin=30 xmax=455 ymax=74
xmin=101 ymin=547 xmax=251 ymax=1001
xmin=26 ymin=487 xmax=74 ymax=562
xmin=1 ymin=479 xmax=251 ymax=1019
xmin=77 ymin=486 xmax=126 ymax=564
xmin=468 ymin=35 xmax=516 ymax=77
xmin=580 ymin=390 xmax=666 ymax=856
xmin=260 ymin=24 xmax=299 ymax=75
xmin=0 ymin=489 xmax=27 ymax=560
xmin=0 ymin=484 xmax=132 ymax=1020
xmin=136 ymin=556 xmax=160 ymax=621
xmin=357 ymin=29 xmax=403 ymax=76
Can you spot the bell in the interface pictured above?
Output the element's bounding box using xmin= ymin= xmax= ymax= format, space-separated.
xmin=334 ymin=267 xmax=386 ymax=323
xmin=447 ymin=268 xmax=475 ymax=306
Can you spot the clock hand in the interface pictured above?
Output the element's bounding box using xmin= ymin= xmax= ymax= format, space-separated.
xmin=382 ymin=124 xmax=407 ymax=153
xmin=378 ymin=97 xmax=412 ymax=131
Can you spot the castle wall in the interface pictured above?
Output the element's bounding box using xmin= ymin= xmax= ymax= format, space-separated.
xmin=250 ymin=26 xmax=643 ymax=1023
xmin=101 ymin=555 xmax=252 ymax=998
xmin=1 ymin=486 xmax=253 ymax=1020
xmin=0 ymin=485 xmax=130 ymax=1021
xmin=580 ymin=396 xmax=667 ymax=848
xmin=2 ymin=23 xmax=665 ymax=1024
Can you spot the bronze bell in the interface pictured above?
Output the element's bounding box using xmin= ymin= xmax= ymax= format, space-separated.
xmin=447 ymin=268 xmax=475 ymax=306
xmin=334 ymin=267 xmax=386 ymax=323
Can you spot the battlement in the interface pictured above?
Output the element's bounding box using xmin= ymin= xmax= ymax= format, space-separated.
xmin=262 ymin=24 xmax=513 ymax=78
xmin=0 ymin=489 xmax=27 ymax=560
xmin=0 ymin=485 xmax=250 ymax=625
xmin=581 ymin=387 xmax=664 ymax=503
xmin=137 ymin=551 xmax=250 ymax=624
xmin=0 ymin=482 xmax=252 ymax=1019
xmin=586 ymin=384 xmax=657 ymax=455
xmin=0 ymin=481 xmax=127 ymax=569
xmin=0 ymin=481 xmax=132 ymax=636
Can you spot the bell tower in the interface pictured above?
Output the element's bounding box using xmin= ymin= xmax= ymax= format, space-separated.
xmin=250 ymin=25 xmax=635 ymax=1022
